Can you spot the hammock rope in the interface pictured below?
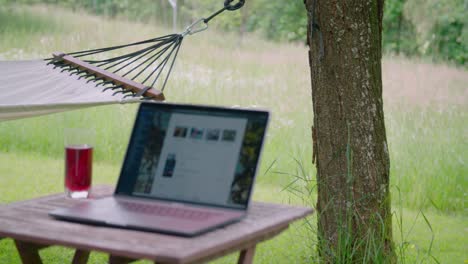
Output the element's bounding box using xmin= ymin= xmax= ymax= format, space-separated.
xmin=0 ymin=0 xmax=245 ymax=121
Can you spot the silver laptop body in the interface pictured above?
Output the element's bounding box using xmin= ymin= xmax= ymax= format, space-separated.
xmin=50 ymin=102 xmax=269 ymax=236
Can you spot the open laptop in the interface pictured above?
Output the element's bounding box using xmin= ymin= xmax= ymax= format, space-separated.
xmin=50 ymin=102 xmax=269 ymax=236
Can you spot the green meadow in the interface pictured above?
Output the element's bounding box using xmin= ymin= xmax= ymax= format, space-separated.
xmin=0 ymin=5 xmax=466 ymax=263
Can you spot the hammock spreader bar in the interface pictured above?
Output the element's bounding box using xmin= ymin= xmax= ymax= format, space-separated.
xmin=51 ymin=52 xmax=165 ymax=101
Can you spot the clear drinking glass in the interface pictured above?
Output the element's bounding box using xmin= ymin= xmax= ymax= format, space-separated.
xmin=64 ymin=128 xmax=94 ymax=199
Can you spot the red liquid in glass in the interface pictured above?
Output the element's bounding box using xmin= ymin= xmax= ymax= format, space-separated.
xmin=65 ymin=145 xmax=93 ymax=192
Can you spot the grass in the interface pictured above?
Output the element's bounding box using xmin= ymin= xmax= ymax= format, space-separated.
xmin=387 ymin=105 xmax=467 ymax=212
xmin=0 ymin=3 xmax=467 ymax=263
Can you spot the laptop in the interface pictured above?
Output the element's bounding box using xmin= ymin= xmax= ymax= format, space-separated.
xmin=50 ymin=102 xmax=269 ymax=237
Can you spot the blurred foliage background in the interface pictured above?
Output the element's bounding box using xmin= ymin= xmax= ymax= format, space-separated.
xmin=0 ymin=0 xmax=466 ymax=67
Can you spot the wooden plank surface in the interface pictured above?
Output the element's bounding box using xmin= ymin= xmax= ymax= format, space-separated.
xmin=0 ymin=185 xmax=313 ymax=264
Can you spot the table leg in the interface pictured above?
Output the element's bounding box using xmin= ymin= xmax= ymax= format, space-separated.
xmin=108 ymin=255 xmax=137 ymax=264
xmin=14 ymin=240 xmax=47 ymax=264
xmin=72 ymin=249 xmax=90 ymax=264
xmin=237 ymin=245 xmax=256 ymax=264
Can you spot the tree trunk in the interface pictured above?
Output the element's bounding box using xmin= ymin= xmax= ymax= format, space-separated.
xmin=304 ymin=0 xmax=395 ymax=262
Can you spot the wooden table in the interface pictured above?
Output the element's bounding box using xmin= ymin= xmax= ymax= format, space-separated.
xmin=0 ymin=185 xmax=312 ymax=264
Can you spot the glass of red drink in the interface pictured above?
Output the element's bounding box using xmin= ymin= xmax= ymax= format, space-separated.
xmin=64 ymin=128 xmax=94 ymax=199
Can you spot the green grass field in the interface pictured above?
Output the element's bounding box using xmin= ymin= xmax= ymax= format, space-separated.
xmin=0 ymin=4 xmax=466 ymax=263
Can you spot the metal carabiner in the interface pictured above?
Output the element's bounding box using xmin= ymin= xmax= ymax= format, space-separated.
xmin=224 ymin=0 xmax=245 ymax=11
xmin=181 ymin=18 xmax=208 ymax=37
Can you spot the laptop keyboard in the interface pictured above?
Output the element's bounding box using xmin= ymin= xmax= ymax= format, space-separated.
xmin=118 ymin=200 xmax=218 ymax=220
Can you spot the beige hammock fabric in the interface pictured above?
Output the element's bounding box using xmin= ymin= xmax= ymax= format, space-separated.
xmin=0 ymin=60 xmax=141 ymax=121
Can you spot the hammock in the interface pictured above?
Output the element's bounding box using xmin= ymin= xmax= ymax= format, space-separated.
xmin=0 ymin=60 xmax=142 ymax=121
xmin=0 ymin=0 xmax=244 ymax=121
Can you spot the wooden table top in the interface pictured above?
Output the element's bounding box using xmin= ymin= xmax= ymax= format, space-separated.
xmin=0 ymin=185 xmax=313 ymax=264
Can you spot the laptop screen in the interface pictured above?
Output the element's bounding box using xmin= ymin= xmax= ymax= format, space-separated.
xmin=116 ymin=102 xmax=269 ymax=209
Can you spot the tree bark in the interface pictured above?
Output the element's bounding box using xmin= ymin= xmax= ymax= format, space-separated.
xmin=304 ymin=0 xmax=395 ymax=262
